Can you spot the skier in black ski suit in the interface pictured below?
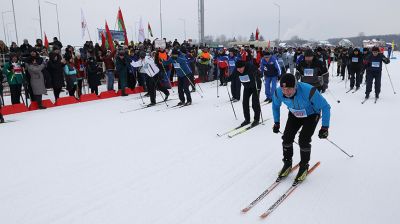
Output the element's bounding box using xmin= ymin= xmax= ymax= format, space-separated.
xmin=347 ymin=48 xmax=364 ymax=91
xmin=229 ymin=60 xmax=262 ymax=127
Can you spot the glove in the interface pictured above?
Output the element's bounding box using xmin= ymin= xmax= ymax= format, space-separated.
xmin=272 ymin=122 xmax=280 ymax=134
xmin=318 ymin=126 xmax=329 ymax=139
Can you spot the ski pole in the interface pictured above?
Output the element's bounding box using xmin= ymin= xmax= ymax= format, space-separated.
xmin=326 ymin=89 xmax=341 ymax=103
xmin=217 ymin=69 xmax=219 ymax=98
xmin=325 ymin=138 xmax=354 ymax=158
xmin=225 ymin=83 xmax=237 ymax=120
xmin=384 ymin=64 xmax=397 ymax=94
xmin=0 ymin=92 xmax=4 ymax=107
xmin=253 ymin=72 xmax=264 ymax=124
xmin=176 ymin=61 xmax=204 ymax=98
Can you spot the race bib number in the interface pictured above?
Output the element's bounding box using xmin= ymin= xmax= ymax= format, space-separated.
xmin=289 ymin=108 xmax=307 ymax=118
xmin=229 ymin=60 xmax=236 ymax=67
xmin=239 ymin=74 xmax=250 ymax=83
xmin=173 ymin=63 xmax=181 ymax=69
xmin=371 ymin=61 xmax=380 ymax=68
xmin=352 ymin=57 xmax=358 ymax=63
xmin=304 ymin=68 xmax=314 ymax=77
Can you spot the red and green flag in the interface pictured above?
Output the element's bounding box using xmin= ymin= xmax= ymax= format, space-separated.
xmin=44 ymin=32 xmax=49 ymax=49
xmin=100 ymin=31 xmax=106 ymax=51
xmin=148 ymin=22 xmax=153 ymax=38
xmin=117 ymin=8 xmax=129 ymax=45
xmin=255 ymin=27 xmax=259 ymax=41
xmin=105 ymin=21 xmax=115 ymax=51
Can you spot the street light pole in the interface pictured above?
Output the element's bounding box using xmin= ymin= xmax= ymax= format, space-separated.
xmin=38 ymin=0 xmax=43 ymax=40
xmin=2 ymin=11 xmax=12 ymax=45
xmin=11 ymin=0 xmax=19 ymax=45
xmin=45 ymin=1 xmax=61 ymax=40
xmin=179 ymin=18 xmax=186 ymax=41
xmin=6 ymin=22 xmax=14 ymax=43
xmin=274 ymin=2 xmax=281 ymax=43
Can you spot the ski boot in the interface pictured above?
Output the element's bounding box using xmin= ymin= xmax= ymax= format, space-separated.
xmin=277 ymin=159 xmax=292 ymax=182
xmin=293 ymin=163 xmax=309 ymax=186
xmin=240 ymin=120 xmax=250 ymax=127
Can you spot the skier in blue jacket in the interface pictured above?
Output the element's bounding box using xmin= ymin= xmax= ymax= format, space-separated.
xmin=272 ymin=73 xmax=331 ymax=185
xmin=162 ymin=49 xmax=193 ymax=106
xmin=259 ymin=51 xmax=281 ymax=103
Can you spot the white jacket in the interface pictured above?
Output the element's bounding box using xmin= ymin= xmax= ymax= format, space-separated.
xmin=131 ymin=56 xmax=160 ymax=77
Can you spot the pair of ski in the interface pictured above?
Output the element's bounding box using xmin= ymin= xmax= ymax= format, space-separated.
xmin=217 ymin=120 xmax=268 ymax=138
xmin=242 ymin=162 xmax=320 ymax=219
xmin=346 ymin=88 xmax=360 ymax=94
xmin=120 ymin=98 xmax=177 ymax=113
xmin=157 ymin=102 xmax=195 ymax=112
xmin=361 ymin=97 xmax=378 ymax=104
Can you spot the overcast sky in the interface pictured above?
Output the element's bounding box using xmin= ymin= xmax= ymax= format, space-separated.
xmin=1 ymin=0 xmax=399 ymax=46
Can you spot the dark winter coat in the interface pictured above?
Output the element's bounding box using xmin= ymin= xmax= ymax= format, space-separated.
xmin=348 ymin=52 xmax=363 ymax=72
xmin=296 ymin=57 xmax=328 ymax=88
xmin=229 ymin=63 xmax=261 ymax=89
xmin=87 ymin=58 xmax=101 ymax=88
xmin=365 ymin=53 xmax=390 ymax=73
xmin=46 ymin=53 xmax=65 ymax=89
xmin=115 ymin=55 xmax=130 ymax=89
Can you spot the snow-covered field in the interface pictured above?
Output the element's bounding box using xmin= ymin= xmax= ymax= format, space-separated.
xmin=1 ymin=53 xmax=400 ymax=224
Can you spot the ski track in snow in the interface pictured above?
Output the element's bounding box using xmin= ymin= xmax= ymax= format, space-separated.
xmin=1 ymin=52 xmax=400 ymax=223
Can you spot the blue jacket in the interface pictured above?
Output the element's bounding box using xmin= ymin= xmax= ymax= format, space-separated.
xmin=228 ymin=55 xmax=241 ymax=74
xmin=296 ymin=54 xmax=304 ymax=65
xmin=162 ymin=54 xmax=192 ymax=78
xmin=272 ymin=82 xmax=331 ymax=127
xmin=260 ymin=56 xmax=281 ymax=77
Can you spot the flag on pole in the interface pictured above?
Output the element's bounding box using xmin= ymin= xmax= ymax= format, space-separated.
xmin=44 ymin=32 xmax=49 ymax=49
xmin=148 ymin=22 xmax=153 ymax=38
xmin=255 ymin=27 xmax=259 ymax=41
xmin=105 ymin=21 xmax=115 ymax=51
xmin=101 ymin=32 xmax=106 ymax=51
xmin=138 ymin=17 xmax=145 ymax=43
xmin=81 ymin=9 xmax=87 ymax=39
xmin=117 ymin=8 xmax=129 ymax=45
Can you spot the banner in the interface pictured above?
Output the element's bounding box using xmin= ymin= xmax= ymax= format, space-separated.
xmin=97 ymin=29 xmax=125 ymax=42
xmin=154 ymin=39 xmax=166 ymax=49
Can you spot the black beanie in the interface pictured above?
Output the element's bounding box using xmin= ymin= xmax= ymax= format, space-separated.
xmin=280 ymin=73 xmax=296 ymax=88
xmin=304 ymin=49 xmax=314 ymax=57
xmin=235 ymin=60 xmax=246 ymax=68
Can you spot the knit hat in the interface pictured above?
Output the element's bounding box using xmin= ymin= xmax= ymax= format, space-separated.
xmin=235 ymin=60 xmax=246 ymax=68
xmin=304 ymin=49 xmax=314 ymax=57
xmin=280 ymin=73 xmax=296 ymax=88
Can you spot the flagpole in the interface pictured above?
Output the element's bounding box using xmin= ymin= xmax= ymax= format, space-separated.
xmin=159 ymin=0 xmax=163 ymax=39
xmin=86 ymin=26 xmax=92 ymax=41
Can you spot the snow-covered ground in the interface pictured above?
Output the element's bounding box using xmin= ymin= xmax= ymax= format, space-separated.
xmin=1 ymin=53 xmax=400 ymax=224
